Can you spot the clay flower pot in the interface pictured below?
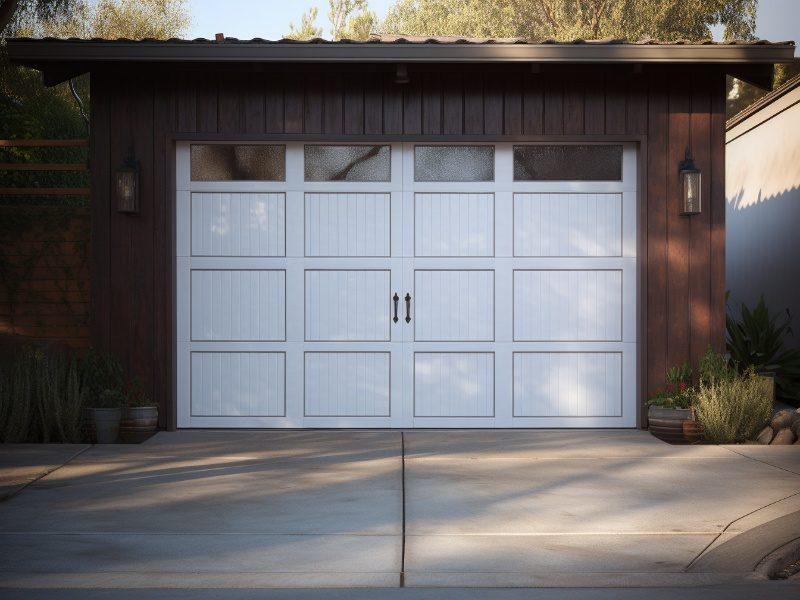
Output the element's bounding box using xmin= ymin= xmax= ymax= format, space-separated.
xmin=648 ymin=405 xmax=701 ymax=444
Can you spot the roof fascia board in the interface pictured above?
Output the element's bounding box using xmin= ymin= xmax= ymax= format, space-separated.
xmin=7 ymin=40 xmax=796 ymax=64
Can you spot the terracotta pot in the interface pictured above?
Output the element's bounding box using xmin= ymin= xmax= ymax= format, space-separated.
xmin=648 ymin=405 xmax=701 ymax=444
xmin=119 ymin=406 xmax=158 ymax=443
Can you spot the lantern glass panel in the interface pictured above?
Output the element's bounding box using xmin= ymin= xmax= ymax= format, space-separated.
xmin=116 ymin=169 xmax=138 ymax=213
xmin=681 ymin=171 xmax=701 ymax=214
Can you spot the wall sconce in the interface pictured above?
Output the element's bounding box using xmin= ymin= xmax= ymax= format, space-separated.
xmin=679 ymin=147 xmax=701 ymax=215
xmin=116 ymin=148 xmax=139 ymax=214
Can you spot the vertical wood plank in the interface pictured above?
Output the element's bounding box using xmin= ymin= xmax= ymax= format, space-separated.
xmin=242 ymin=76 xmax=265 ymax=135
xmin=175 ymin=73 xmax=196 ymax=133
xmin=543 ymin=73 xmax=564 ymax=135
xmin=364 ymin=73 xmax=384 ymax=135
xmin=422 ymin=71 xmax=442 ymax=135
xmin=605 ymin=70 xmax=627 ymax=135
xmin=195 ymin=76 xmax=218 ymax=133
xmin=383 ymin=79 xmax=403 ymax=134
xmin=217 ymin=75 xmax=242 ymax=133
xmin=442 ymin=71 xmax=463 ymax=135
xmin=344 ymin=72 xmax=365 ymax=135
xmin=484 ymin=73 xmax=504 ymax=135
xmin=265 ymin=74 xmax=285 ymax=134
xmin=403 ymin=75 xmax=422 ymax=135
xmin=463 ymin=75 xmax=484 ymax=135
xmin=626 ymin=73 xmax=648 ymax=136
xmin=89 ymin=76 xmax=111 ymax=351
xmin=689 ymin=71 xmax=712 ymax=370
xmin=304 ymin=78 xmax=323 ymax=134
xmin=709 ymin=69 xmax=727 ymax=352
xmin=152 ymin=74 xmax=178 ymax=428
xmin=563 ymin=75 xmax=584 ymax=135
xmin=284 ymin=77 xmax=303 ymax=134
xmin=503 ymin=72 xmax=523 ymax=135
xmin=646 ymin=70 xmax=669 ymax=396
xmin=666 ymin=73 xmax=692 ymax=372
xmin=324 ymin=72 xmax=344 ymax=134
xmin=523 ymin=72 xmax=544 ymax=135
xmin=584 ymin=71 xmax=605 ymax=135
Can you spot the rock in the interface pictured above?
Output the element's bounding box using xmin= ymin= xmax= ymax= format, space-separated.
xmin=793 ymin=419 xmax=800 ymax=438
xmin=770 ymin=410 xmax=798 ymax=431
xmin=771 ymin=428 xmax=797 ymax=445
xmin=757 ymin=425 xmax=775 ymax=445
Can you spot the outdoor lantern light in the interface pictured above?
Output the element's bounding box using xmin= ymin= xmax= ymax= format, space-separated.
xmin=679 ymin=147 xmax=701 ymax=215
xmin=115 ymin=149 xmax=139 ymax=214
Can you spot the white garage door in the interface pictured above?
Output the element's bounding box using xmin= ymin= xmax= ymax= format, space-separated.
xmin=176 ymin=142 xmax=637 ymax=428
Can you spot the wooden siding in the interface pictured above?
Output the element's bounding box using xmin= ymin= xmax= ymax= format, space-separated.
xmin=89 ymin=64 xmax=727 ymax=429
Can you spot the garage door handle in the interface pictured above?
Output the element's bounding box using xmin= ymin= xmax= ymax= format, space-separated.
xmin=392 ymin=293 xmax=399 ymax=323
xmin=405 ymin=293 xmax=412 ymax=323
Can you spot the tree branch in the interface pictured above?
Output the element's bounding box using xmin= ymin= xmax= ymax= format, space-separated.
xmin=0 ymin=0 xmax=20 ymax=34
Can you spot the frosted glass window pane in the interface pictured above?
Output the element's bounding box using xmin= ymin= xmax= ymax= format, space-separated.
xmin=304 ymin=145 xmax=391 ymax=181
xmin=191 ymin=145 xmax=285 ymax=181
xmin=414 ymin=145 xmax=494 ymax=182
xmin=513 ymin=145 xmax=622 ymax=181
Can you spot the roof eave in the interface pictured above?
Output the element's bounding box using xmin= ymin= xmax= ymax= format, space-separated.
xmin=7 ymin=39 xmax=796 ymax=65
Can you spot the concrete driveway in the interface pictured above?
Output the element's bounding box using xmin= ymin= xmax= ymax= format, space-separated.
xmin=0 ymin=430 xmax=799 ymax=591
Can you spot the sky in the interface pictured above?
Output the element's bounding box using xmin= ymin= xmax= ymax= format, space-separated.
xmin=186 ymin=0 xmax=800 ymax=55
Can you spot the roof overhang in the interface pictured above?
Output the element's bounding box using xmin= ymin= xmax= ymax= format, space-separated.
xmin=6 ymin=38 xmax=796 ymax=86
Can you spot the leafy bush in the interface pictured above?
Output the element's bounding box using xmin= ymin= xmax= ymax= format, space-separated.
xmin=81 ymin=348 xmax=124 ymax=408
xmin=0 ymin=344 xmax=85 ymax=442
xmin=727 ymin=296 xmax=800 ymax=403
xmin=698 ymin=346 xmax=736 ymax=386
xmin=693 ymin=368 xmax=773 ymax=444
xmin=648 ymin=361 xmax=693 ymax=408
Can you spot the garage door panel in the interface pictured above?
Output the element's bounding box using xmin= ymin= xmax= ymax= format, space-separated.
xmin=191 ymin=270 xmax=286 ymax=341
xmin=305 ymin=193 xmax=391 ymax=257
xmin=414 ymin=193 xmax=494 ymax=257
xmin=191 ymin=351 xmax=285 ymax=417
xmin=513 ymin=352 xmax=622 ymax=417
xmin=513 ymin=270 xmax=622 ymax=341
xmin=414 ymin=270 xmax=494 ymax=341
xmin=414 ymin=352 xmax=494 ymax=417
xmin=191 ymin=192 xmax=285 ymax=257
xmin=305 ymin=270 xmax=391 ymax=341
xmin=514 ymin=193 xmax=622 ymax=257
xmin=304 ymin=352 xmax=391 ymax=417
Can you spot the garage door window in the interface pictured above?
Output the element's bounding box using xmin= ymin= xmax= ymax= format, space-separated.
xmin=190 ymin=144 xmax=285 ymax=181
xmin=414 ymin=145 xmax=494 ymax=182
xmin=304 ymin=145 xmax=391 ymax=181
xmin=513 ymin=145 xmax=622 ymax=181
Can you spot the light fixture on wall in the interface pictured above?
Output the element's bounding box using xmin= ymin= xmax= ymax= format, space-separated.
xmin=679 ymin=147 xmax=701 ymax=215
xmin=116 ymin=148 xmax=139 ymax=214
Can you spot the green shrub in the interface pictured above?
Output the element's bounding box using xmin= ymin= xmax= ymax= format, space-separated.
xmin=727 ymin=296 xmax=800 ymax=402
xmin=81 ymin=348 xmax=124 ymax=407
xmin=0 ymin=344 xmax=86 ymax=442
xmin=698 ymin=346 xmax=736 ymax=386
xmin=693 ymin=368 xmax=772 ymax=444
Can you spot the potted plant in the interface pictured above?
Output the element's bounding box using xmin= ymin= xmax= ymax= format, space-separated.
xmin=89 ymin=389 xmax=125 ymax=443
xmin=647 ymin=362 xmax=700 ymax=444
xmin=119 ymin=377 xmax=158 ymax=443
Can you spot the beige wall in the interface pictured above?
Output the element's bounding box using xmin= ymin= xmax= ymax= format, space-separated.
xmin=726 ymin=84 xmax=800 ymax=347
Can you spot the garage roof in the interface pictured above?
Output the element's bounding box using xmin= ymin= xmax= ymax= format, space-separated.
xmin=7 ymin=35 xmax=795 ymax=86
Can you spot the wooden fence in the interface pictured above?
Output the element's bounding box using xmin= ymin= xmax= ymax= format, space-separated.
xmin=0 ymin=140 xmax=91 ymax=351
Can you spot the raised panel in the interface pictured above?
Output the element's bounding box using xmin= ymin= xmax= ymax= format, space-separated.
xmin=514 ymin=193 xmax=621 ymax=257
xmin=305 ymin=270 xmax=390 ymax=341
xmin=191 ymin=352 xmax=285 ymax=416
xmin=415 ymin=193 xmax=494 ymax=257
xmin=414 ymin=353 xmax=494 ymax=417
xmin=191 ymin=192 xmax=285 ymax=256
xmin=305 ymin=193 xmax=390 ymax=257
xmin=191 ymin=270 xmax=285 ymax=341
xmin=414 ymin=270 xmax=494 ymax=342
xmin=513 ymin=352 xmax=622 ymax=417
xmin=514 ymin=270 xmax=622 ymax=341
xmin=305 ymin=352 xmax=390 ymax=416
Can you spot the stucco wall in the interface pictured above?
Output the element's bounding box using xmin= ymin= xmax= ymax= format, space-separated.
xmin=726 ymin=83 xmax=800 ymax=349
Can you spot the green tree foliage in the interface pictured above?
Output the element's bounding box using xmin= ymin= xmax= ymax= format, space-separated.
xmin=286 ymin=6 xmax=323 ymax=39
xmin=381 ymin=0 xmax=757 ymax=42
xmin=727 ymin=59 xmax=800 ymax=119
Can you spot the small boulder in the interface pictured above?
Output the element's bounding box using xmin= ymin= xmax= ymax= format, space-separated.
xmin=770 ymin=410 xmax=798 ymax=431
xmin=793 ymin=419 xmax=800 ymax=438
xmin=771 ymin=428 xmax=797 ymax=445
xmin=756 ymin=425 xmax=775 ymax=445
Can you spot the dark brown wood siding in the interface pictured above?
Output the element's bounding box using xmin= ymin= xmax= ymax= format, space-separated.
xmin=89 ymin=63 xmax=728 ymax=429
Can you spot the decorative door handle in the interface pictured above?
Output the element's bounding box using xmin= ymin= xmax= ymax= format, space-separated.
xmin=392 ymin=293 xmax=399 ymax=323
xmin=405 ymin=293 xmax=411 ymax=323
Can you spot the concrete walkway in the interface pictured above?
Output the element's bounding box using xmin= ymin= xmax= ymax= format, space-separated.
xmin=0 ymin=430 xmax=798 ymax=591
